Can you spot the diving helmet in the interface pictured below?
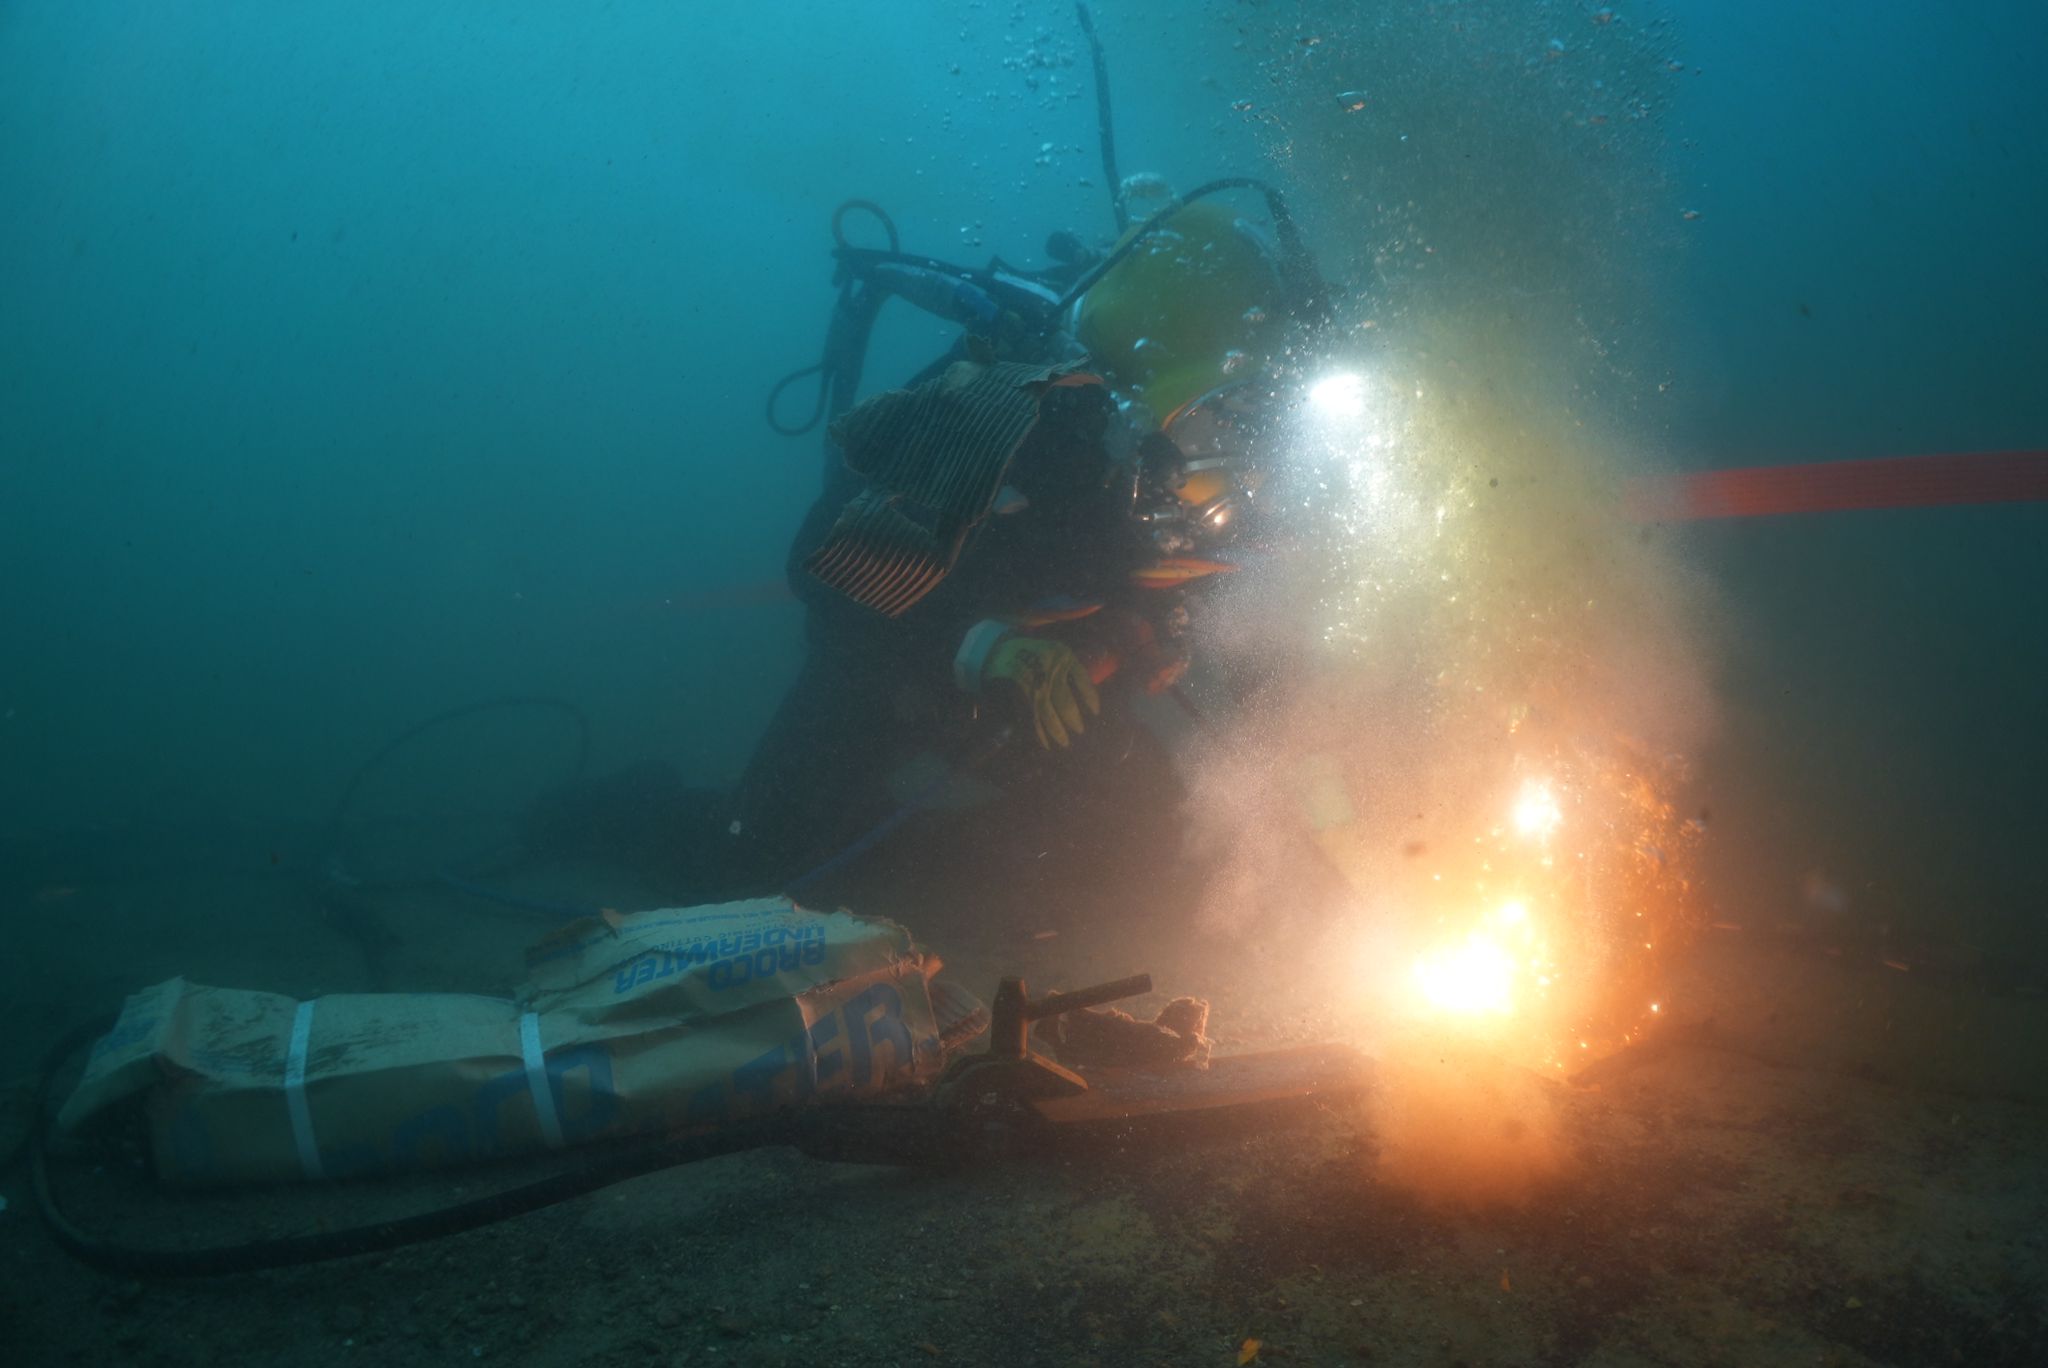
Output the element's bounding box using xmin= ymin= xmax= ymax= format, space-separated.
xmin=1074 ymin=197 xmax=1283 ymax=429
xmin=1125 ymin=383 xmax=1278 ymax=554
xmin=1077 ymin=196 xmax=1286 ymax=552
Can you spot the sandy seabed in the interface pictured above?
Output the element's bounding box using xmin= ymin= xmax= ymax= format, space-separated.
xmin=2 ymin=859 xmax=2043 ymax=1368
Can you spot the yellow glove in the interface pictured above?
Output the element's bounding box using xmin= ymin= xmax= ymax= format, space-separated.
xmin=985 ymin=636 xmax=1101 ymax=749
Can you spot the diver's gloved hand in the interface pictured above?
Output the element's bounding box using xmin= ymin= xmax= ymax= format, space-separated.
xmin=984 ymin=636 xmax=1100 ymax=749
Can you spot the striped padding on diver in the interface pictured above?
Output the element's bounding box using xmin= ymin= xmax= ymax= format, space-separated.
xmin=806 ymin=491 xmax=950 ymax=618
xmin=806 ymin=361 xmax=1064 ymax=616
xmin=835 ymin=364 xmax=1046 ymax=523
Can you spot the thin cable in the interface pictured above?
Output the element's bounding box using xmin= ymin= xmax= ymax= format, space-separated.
xmin=1075 ymin=4 xmax=1124 ymax=234
xmin=326 ymin=697 xmax=590 ymax=834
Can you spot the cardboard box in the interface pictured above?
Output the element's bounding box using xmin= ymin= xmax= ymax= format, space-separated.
xmin=58 ymin=899 xmax=941 ymax=1185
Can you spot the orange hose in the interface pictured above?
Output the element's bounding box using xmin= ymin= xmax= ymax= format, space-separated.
xmin=1626 ymin=449 xmax=2048 ymax=522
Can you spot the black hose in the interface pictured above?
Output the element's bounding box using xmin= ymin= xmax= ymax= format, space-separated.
xmin=1075 ymin=3 xmax=1125 ymax=233
xmin=767 ymin=201 xmax=905 ymax=438
xmin=765 ymin=360 xmax=833 ymax=437
xmin=435 ymin=867 xmax=599 ymax=922
xmin=782 ymin=725 xmax=1016 ymax=898
xmin=26 ymin=1009 xmax=799 ymax=1278
xmin=35 ymin=1115 xmax=796 ymax=1278
xmin=306 ymin=696 xmax=595 ymax=973
xmin=832 ymin=198 xmax=900 ymax=255
xmin=3 ymin=1016 xmax=109 ymax=1178
xmin=1056 ymin=178 xmax=1317 ymax=315
xmin=766 ymin=273 xmax=890 ymax=440
xmin=829 ymin=249 xmax=1070 ymax=338
xmin=326 ymin=696 xmax=591 ymax=836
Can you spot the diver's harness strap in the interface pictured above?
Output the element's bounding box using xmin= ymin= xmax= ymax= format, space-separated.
xmin=519 ymin=1011 xmax=567 ymax=1150
xmin=284 ymin=1000 xmax=324 ymax=1181
xmin=280 ymin=1000 xmax=571 ymax=1179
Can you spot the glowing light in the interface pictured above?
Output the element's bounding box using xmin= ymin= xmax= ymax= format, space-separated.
xmin=1512 ymin=780 xmax=1562 ymax=839
xmin=1412 ymin=932 xmax=1516 ymax=1015
xmin=1405 ymin=894 xmax=1559 ymax=1024
xmin=1309 ymin=371 xmax=1368 ymax=420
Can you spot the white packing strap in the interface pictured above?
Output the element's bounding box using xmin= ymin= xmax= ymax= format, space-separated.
xmin=520 ymin=1011 xmax=566 ymax=1150
xmin=284 ymin=998 xmax=325 ymax=1180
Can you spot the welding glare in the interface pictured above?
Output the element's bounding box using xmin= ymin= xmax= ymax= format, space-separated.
xmin=1512 ymin=780 xmax=1562 ymax=839
xmin=1308 ymin=371 xmax=1368 ymax=421
xmin=1412 ymin=932 xmax=1516 ymax=1016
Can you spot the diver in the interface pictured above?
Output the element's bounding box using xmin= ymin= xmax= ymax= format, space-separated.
xmin=713 ymin=186 xmax=1321 ymax=918
xmin=521 ymin=175 xmax=1329 ymax=930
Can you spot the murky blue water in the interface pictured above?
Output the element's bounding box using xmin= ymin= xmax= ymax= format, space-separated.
xmin=2 ymin=0 xmax=2042 ymax=976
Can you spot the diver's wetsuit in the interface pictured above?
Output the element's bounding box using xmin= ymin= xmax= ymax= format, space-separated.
xmin=714 ymin=379 xmax=1181 ymax=909
xmin=522 ymin=371 xmax=1195 ymax=918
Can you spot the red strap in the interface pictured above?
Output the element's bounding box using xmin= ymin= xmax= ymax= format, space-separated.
xmin=1626 ymin=449 xmax=2048 ymax=522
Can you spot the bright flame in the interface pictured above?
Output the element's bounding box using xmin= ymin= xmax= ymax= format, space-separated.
xmin=1309 ymin=371 xmax=1368 ymax=420
xmin=1413 ymin=932 xmax=1516 ymax=1015
xmin=1408 ymin=898 xmax=1555 ymax=1022
xmin=1512 ymin=779 xmax=1562 ymax=838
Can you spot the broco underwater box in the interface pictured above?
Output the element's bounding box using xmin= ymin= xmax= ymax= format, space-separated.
xmin=56 ymin=899 xmax=943 ymax=1185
